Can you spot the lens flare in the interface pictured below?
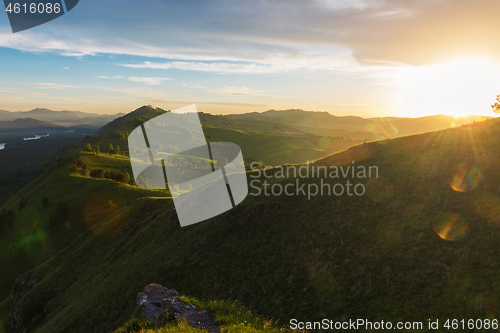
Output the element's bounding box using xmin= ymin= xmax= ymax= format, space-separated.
xmin=450 ymin=163 xmax=483 ymax=192
xmin=433 ymin=212 xmax=468 ymax=241
xmin=363 ymin=118 xmax=398 ymax=143
xmin=366 ymin=177 xmax=394 ymax=203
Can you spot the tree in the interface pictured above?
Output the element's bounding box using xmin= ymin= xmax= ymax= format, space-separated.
xmin=105 ymin=200 xmax=118 ymax=215
xmin=492 ymin=94 xmax=500 ymax=114
xmin=18 ymin=197 xmax=28 ymax=211
xmin=83 ymin=143 xmax=92 ymax=152
xmin=94 ymin=145 xmax=100 ymax=155
xmin=42 ymin=196 xmax=49 ymax=208
xmin=107 ymin=144 xmax=114 ymax=154
xmin=123 ymin=172 xmax=131 ymax=184
xmin=49 ymin=202 xmax=70 ymax=232
xmin=115 ymin=145 xmax=120 ymax=155
xmin=80 ymin=163 xmax=90 ymax=177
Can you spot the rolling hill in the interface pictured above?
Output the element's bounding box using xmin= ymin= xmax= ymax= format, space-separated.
xmin=95 ymin=105 xmax=355 ymax=165
xmin=2 ymin=108 xmax=500 ymax=332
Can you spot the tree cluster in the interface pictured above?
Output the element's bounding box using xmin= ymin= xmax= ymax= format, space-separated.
xmin=89 ymin=168 xmax=131 ymax=185
xmin=71 ymin=159 xmax=133 ymax=185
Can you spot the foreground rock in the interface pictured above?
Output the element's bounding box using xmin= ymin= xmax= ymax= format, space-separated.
xmin=132 ymin=283 xmax=220 ymax=332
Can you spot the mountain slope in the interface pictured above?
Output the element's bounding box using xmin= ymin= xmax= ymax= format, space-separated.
xmin=2 ymin=117 xmax=500 ymax=332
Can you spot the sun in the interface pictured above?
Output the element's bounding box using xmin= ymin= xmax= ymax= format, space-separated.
xmin=397 ymin=59 xmax=500 ymax=118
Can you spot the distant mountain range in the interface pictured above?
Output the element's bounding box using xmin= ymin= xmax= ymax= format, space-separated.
xmin=0 ymin=106 xmax=493 ymax=141
xmin=227 ymin=109 xmax=492 ymax=140
xmin=0 ymin=108 xmax=124 ymax=128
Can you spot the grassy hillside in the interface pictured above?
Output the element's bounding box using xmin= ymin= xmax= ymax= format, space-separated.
xmin=91 ymin=105 xmax=358 ymax=167
xmin=0 ymin=149 xmax=168 ymax=304
xmin=203 ymin=127 xmax=354 ymax=165
xmin=3 ymin=116 xmax=500 ymax=332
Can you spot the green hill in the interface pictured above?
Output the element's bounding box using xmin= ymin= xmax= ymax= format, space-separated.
xmin=3 ymin=110 xmax=500 ymax=332
xmin=203 ymin=127 xmax=353 ymax=165
xmin=92 ymin=105 xmax=357 ymax=166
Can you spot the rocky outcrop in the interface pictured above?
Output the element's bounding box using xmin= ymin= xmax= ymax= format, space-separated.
xmin=132 ymin=284 xmax=220 ymax=332
xmin=8 ymin=273 xmax=43 ymax=329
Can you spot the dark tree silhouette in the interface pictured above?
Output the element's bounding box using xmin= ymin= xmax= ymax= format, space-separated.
xmin=49 ymin=202 xmax=71 ymax=232
xmin=18 ymin=197 xmax=28 ymax=211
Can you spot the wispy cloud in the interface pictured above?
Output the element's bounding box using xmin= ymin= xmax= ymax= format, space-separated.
xmin=128 ymin=76 xmax=172 ymax=85
xmin=35 ymin=83 xmax=79 ymax=89
xmin=63 ymin=66 xmax=70 ymax=70
xmin=99 ymin=75 xmax=124 ymax=79
xmin=121 ymin=61 xmax=277 ymax=74
xmin=60 ymin=51 xmax=95 ymax=57
xmin=118 ymin=49 xmax=361 ymax=73
xmin=1 ymin=0 xmax=500 ymax=67
xmin=188 ymin=84 xmax=300 ymax=98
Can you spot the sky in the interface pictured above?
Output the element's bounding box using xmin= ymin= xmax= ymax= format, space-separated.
xmin=1 ymin=0 xmax=500 ymax=117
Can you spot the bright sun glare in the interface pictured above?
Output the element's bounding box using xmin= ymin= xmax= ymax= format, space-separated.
xmin=398 ymin=59 xmax=500 ymax=118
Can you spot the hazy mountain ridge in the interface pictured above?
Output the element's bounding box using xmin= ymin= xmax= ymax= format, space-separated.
xmin=228 ymin=109 xmax=492 ymax=140
xmin=0 ymin=118 xmax=67 ymax=131
xmin=0 ymin=108 xmax=125 ymax=128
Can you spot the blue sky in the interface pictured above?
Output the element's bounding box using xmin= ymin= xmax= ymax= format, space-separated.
xmin=1 ymin=0 xmax=500 ymax=117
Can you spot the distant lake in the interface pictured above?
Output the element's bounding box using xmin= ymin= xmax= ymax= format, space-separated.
xmin=0 ymin=143 xmax=5 ymax=150
xmin=24 ymin=134 xmax=50 ymax=141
